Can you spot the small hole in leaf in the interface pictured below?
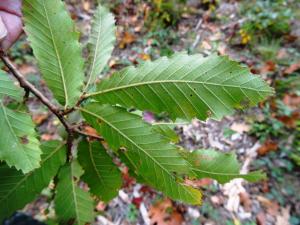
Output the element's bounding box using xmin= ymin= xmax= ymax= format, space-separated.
xmin=20 ymin=136 xmax=29 ymax=144
xmin=206 ymin=110 xmax=212 ymax=117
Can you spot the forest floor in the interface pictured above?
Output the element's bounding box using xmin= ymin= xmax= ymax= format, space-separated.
xmin=6 ymin=1 xmax=300 ymax=225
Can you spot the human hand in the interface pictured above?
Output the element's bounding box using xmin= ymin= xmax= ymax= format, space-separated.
xmin=0 ymin=0 xmax=23 ymax=51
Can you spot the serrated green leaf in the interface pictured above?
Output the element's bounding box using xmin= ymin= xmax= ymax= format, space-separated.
xmin=78 ymin=140 xmax=122 ymax=202
xmin=0 ymin=102 xmax=41 ymax=173
xmin=184 ymin=149 xmax=266 ymax=184
xmin=0 ymin=141 xmax=66 ymax=221
xmin=80 ymin=104 xmax=202 ymax=205
xmin=85 ymin=5 xmax=116 ymax=90
xmin=55 ymin=161 xmax=94 ymax=225
xmin=89 ymin=53 xmax=273 ymax=120
xmin=23 ymin=0 xmax=84 ymax=107
xmin=152 ymin=122 xmax=180 ymax=143
xmin=0 ymin=71 xmax=23 ymax=101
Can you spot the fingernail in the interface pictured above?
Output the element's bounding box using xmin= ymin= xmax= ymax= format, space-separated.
xmin=0 ymin=16 xmax=8 ymax=42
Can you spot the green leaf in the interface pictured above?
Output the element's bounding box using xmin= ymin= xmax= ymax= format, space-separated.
xmin=152 ymin=122 xmax=180 ymax=143
xmin=0 ymin=141 xmax=66 ymax=221
xmin=23 ymin=0 xmax=84 ymax=107
xmin=89 ymin=53 xmax=273 ymax=120
xmin=85 ymin=5 xmax=116 ymax=90
xmin=78 ymin=140 xmax=122 ymax=202
xmin=184 ymin=149 xmax=266 ymax=184
xmin=55 ymin=161 xmax=94 ymax=225
xmin=0 ymin=102 xmax=41 ymax=173
xmin=80 ymin=104 xmax=202 ymax=205
xmin=0 ymin=71 xmax=23 ymax=101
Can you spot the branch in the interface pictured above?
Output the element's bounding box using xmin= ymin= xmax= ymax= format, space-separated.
xmin=0 ymin=53 xmax=71 ymax=131
xmin=0 ymin=53 xmax=103 ymax=151
xmin=0 ymin=53 xmax=75 ymax=158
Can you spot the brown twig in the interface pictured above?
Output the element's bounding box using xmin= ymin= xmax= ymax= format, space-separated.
xmin=0 ymin=53 xmax=103 ymax=158
xmin=0 ymin=53 xmax=71 ymax=130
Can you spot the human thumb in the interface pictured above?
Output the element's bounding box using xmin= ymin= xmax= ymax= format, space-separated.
xmin=0 ymin=16 xmax=7 ymax=43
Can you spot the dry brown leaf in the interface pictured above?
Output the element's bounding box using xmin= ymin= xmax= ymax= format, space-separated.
xmin=18 ymin=64 xmax=37 ymax=76
xmin=119 ymin=31 xmax=136 ymax=49
xmin=96 ymin=201 xmax=106 ymax=212
xmin=138 ymin=53 xmax=151 ymax=61
xmin=256 ymin=212 xmax=266 ymax=225
xmin=82 ymin=0 xmax=91 ymax=11
xmin=257 ymin=195 xmax=279 ymax=216
xmin=32 ymin=113 xmax=48 ymax=125
xmin=41 ymin=134 xmax=56 ymax=141
xmin=283 ymin=93 xmax=300 ymax=110
xmin=230 ymin=122 xmax=251 ymax=134
xmin=284 ymin=61 xmax=300 ymax=74
xmin=260 ymin=61 xmax=276 ymax=74
xmin=239 ymin=192 xmax=252 ymax=212
xmin=277 ymin=112 xmax=300 ymax=128
xmin=257 ymin=140 xmax=278 ymax=156
xmin=185 ymin=178 xmax=213 ymax=188
xmin=149 ymin=199 xmax=183 ymax=225
xmin=82 ymin=125 xmax=99 ymax=137
xmin=276 ymin=207 xmax=290 ymax=225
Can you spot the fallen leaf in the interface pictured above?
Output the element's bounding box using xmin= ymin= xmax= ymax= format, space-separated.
xmin=82 ymin=125 xmax=99 ymax=137
xmin=239 ymin=192 xmax=252 ymax=212
xmin=284 ymin=61 xmax=300 ymax=74
xmin=96 ymin=201 xmax=106 ymax=212
xmin=277 ymin=112 xmax=300 ymax=128
xmin=149 ymin=199 xmax=183 ymax=225
xmin=257 ymin=140 xmax=278 ymax=156
xmin=260 ymin=61 xmax=276 ymax=74
xmin=185 ymin=178 xmax=213 ymax=188
xmin=119 ymin=31 xmax=136 ymax=49
xmin=230 ymin=122 xmax=251 ymax=134
xmin=132 ymin=196 xmax=143 ymax=208
xmin=82 ymin=0 xmax=91 ymax=11
xmin=41 ymin=134 xmax=56 ymax=141
xmin=18 ymin=64 xmax=37 ymax=76
xmin=283 ymin=93 xmax=300 ymax=110
xmin=138 ymin=53 xmax=151 ymax=61
xmin=32 ymin=113 xmax=48 ymax=125
xmin=256 ymin=212 xmax=266 ymax=225
xmin=276 ymin=207 xmax=290 ymax=225
xmin=256 ymin=196 xmax=279 ymax=216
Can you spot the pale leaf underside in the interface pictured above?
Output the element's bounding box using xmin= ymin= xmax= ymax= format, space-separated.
xmin=0 ymin=71 xmax=23 ymax=101
xmin=81 ymin=104 xmax=202 ymax=205
xmin=0 ymin=141 xmax=66 ymax=221
xmin=23 ymin=0 xmax=84 ymax=107
xmin=85 ymin=5 xmax=116 ymax=90
xmin=0 ymin=102 xmax=41 ymax=173
xmin=90 ymin=53 xmax=273 ymax=120
xmin=78 ymin=140 xmax=122 ymax=202
xmin=55 ymin=161 xmax=94 ymax=225
xmin=185 ymin=149 xmax=266 ymax=184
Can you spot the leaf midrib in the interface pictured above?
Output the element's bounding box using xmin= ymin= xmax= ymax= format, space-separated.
xmin=87 ymin=142 xmax=105 ymax=187
xmin=41 ymin=0 xmax=69 ymax=107
xmin=192 ymin=168 xmax=250 ymax=177
xmin=70 ymin=163 xmax=80 ymax=225
xmin=88 ymin=79 xmax=272 ymax=97
xmin=85 ymin=7 xmax=103 ymax=90
xmin=79 ymin=107 xmax=179 ymax=183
